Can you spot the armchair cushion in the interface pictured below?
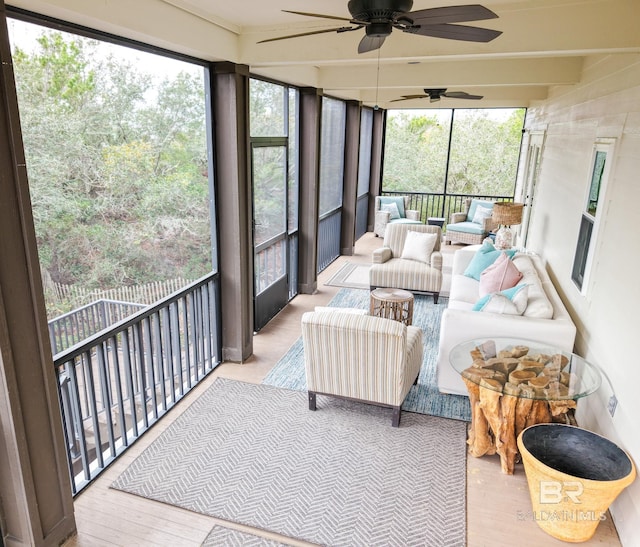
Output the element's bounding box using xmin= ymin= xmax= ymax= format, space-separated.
xmin=401 ymin=230 xmax=438 ymax=264
xmin=381 ymin=202 xmax=401 ymax=220
xmin=379 ymin=196 xmax=406 ymax=218
xmin=466 ymin=199 xmax=494 ymax=222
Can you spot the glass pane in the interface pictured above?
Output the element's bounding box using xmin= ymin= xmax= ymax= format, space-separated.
xmin=448 ymin=108 xmax=525 ymax=195
xmin=382 ymin=109 xmax=451 ymax=192
xmin=288 ymin=88 xmax=299 ymax=233
xmin=253 ymin=146 xmax=287 ymax=246
xmin=587 ymin=151 xmax=606 ymax=217
xmin=357 ymin=108 xmax=373 ymax=197
xmin=572 ymin=215 xmax=594 ymax=289
xmin=250 ymin=79 xmax=286 ymax=137
xmin=318 ymin=97 xmax=346 ymax=216
xmin=8 ymin=19 xmax=211 ymax=319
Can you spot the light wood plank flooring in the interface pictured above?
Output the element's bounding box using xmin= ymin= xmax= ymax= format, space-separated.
xmin=65 ymin=233 xmax=621 ymax=547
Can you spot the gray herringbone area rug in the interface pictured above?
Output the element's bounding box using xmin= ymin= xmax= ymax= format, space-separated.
xmin=112 ymin=378 xmax=467 ymax=547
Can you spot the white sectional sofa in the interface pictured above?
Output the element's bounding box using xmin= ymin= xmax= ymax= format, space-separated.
xmin=436 ymin=245 xmax=577 ymax=396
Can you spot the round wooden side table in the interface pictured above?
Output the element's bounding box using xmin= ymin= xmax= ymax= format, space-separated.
xmin=369 ymin=288 xmax=414 ymax=326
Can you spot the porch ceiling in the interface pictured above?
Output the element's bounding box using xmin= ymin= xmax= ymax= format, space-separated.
xmin=8 ymin=0 xmax=640 ymax=109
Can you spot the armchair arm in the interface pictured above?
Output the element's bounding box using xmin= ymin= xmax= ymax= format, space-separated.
xmin=374 ymin=210 xmax=391 ymax=237
xmin=450 ymin=211 xmax=467 ymax=223
xmin=372 ymin=246 xmax=392 ymax=264
xmin=481 ymin=216 xmax=498 ymax=232
xmin=430 ymin=250 xmax=443 ymax=271
xmin=405 ymin=209 xmax=421 ymax=221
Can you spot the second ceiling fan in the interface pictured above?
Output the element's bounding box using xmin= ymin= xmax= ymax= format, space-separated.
xmin=391 ymin=88 xmax=484 ymax=103
xmin=259 ymin=0 xmax=502 ymax=54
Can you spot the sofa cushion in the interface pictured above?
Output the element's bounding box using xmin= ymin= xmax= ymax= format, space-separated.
xmin=466 ymin=199 xmax=493 ymax=222
xmin=401 ymin=230 xmax=438 ymax=264
xmin=473 ymin=284 xmax=529 ymax=315
xmin=380 ymin=202 xmax=401 ymax=220
xmin=464 ymin=241 xmax=517 ymax=281
xmin=379 ymin=196 xmax=405 ymax=218
xmin=513 ymin=255 xmax=554 ymax=319
xmin=479 ymin=252 xmax=523 ymax=296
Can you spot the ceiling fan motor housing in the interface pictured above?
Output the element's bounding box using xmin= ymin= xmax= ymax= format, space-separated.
xmin=348 ymin=0 xmax=414 ymax=22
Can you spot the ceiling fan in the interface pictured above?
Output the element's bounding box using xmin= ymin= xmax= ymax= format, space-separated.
xmin=391 ymin=88 xmax=484 ymax=103
xmin=258 ymin=1 xmax=502 ymax=54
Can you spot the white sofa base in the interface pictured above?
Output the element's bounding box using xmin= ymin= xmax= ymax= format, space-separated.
xmin=436 ymin=246 xmax=577 ymax=396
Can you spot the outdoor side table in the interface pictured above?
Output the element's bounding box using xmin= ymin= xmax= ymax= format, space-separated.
xmin=369 ymin=288 xmax=414 ymax=326
xmin=449 ymin=337 xmax=602 ymax=475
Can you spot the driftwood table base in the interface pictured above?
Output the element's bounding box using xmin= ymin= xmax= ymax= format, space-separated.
xmin=463 ymin=377 xmax=574 ymax=474
xmin=459 ymin=342 xmax=579 ymax=475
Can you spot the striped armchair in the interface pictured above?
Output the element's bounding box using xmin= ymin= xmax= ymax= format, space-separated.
xmin=369 ymin=223 xmax=443 ymax=303
xmin=301 ymin=311 xmax=423 ymax=427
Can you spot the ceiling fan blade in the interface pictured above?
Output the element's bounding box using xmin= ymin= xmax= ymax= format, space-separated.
xmin=282 ymin=10 xmax=354 ymax=23
xmin=390 ymin=95 xmax=428 ymax=102
xmin=358 ymin=35 xmax=386 ymax=54
xmin=406 ymin=23 xmax=502 ymax=43
xmin=258 ymin=26 xmax=355 ymax=44
xmin=443 ymin=91 xmax=484 ymax=100
xmin=407 ymin=5 xmax=499 ymax=25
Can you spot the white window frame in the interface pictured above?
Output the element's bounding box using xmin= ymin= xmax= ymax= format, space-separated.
xmin=572 ymin=138 xmax=615 ymax=295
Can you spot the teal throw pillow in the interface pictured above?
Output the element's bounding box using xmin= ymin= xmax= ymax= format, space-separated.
xmin=379 ymin=196 xmax=405 ymax=218
xmin=464 ymin=241 xmax=517 ymax=281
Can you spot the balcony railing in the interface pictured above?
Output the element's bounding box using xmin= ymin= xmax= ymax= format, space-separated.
xmin=54 ymin=273 xmax=221 ymax=495
xmin=49 ymin=299 xmax=147 ymax=355
xmin=381 ymin=191 xmax=514 ymax=226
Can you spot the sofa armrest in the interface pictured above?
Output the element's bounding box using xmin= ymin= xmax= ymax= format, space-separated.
xmin=372 ymin=246 xmax=392 ymax=264
xmin=450 ymin=211 xmax=467 ymax=223
xmin=405 ymin=209 xmax=421 ymax=221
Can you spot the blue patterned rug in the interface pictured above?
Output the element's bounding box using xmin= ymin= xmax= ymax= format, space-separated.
xmin=262 ymin=288 xmax=471 ymax=422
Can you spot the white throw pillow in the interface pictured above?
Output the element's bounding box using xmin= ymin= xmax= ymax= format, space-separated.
xmin=380 ymin=202 xmax=401 ymax=220
xmin=472 ymin=205 xmax=493 ymax=224
xmin=401 ymin=231 xmax=437 ymax=264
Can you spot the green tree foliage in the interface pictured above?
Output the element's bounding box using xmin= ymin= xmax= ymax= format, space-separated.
xmin=12 ymin=28 xmax=211 ymax=310
xmin=383 ymin=108 xmax=525 ymax=196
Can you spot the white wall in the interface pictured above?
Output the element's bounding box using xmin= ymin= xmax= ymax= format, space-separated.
xmin=523 ymin=53 xmax=640 ymax=546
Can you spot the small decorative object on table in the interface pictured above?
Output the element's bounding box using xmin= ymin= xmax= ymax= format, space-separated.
xmin=492 ymin=202 xmax=523 ymax=250
xmin=369 ymin=288 xmax=414 ymax=326
xmin=449 ymin=337 xmax=601 ymax=474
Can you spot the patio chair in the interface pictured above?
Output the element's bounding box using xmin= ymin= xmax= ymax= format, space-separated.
xmin=374 ymin=195 xmax=423 ymax=238
xmin=369 ymin=223 xmax=443 ymax=303
xmin=445 ymin=198 xmax=498 ymax=245
xmin=301 ymin=310 xmax=423 ymax=427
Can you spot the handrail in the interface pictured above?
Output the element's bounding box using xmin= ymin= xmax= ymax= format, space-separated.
xmin=54 ymin=271 xmax=221 ymax=495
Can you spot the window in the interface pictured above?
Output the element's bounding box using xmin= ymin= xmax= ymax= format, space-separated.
xmin=571 ymin=141 xmax=614 ymax=293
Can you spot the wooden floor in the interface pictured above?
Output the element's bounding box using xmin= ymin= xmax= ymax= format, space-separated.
xmin=65 ymin=233 xmax=621 ymax=547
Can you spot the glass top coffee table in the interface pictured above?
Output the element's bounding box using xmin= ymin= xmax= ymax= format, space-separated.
xmin=449 ymin=337 xmax=602 ymax=474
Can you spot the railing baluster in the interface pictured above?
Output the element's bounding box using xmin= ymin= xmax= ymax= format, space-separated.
xmin=121 ymin=328 xmax=138 ymax=440
xmin=96 ymin=342 xmax=116 ymax=458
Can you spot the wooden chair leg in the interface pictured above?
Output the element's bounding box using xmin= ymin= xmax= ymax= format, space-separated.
xmin=308 ymin=391 xmax=317 ymax=411
xmin=391 ymin=406 xmax=401 ymax=427
xmin=433 ymin=292 xmax=439 ymax=304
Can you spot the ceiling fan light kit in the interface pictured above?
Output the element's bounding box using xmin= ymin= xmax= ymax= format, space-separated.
xmin=259 ymin=1 xmax=502 ymax=53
